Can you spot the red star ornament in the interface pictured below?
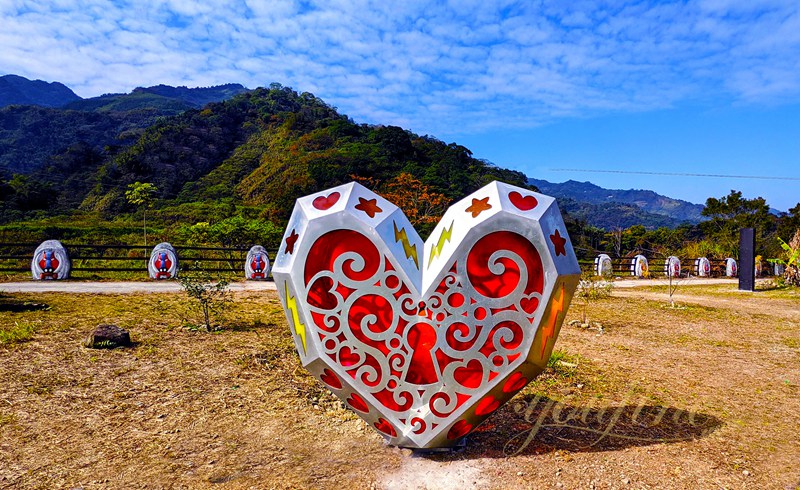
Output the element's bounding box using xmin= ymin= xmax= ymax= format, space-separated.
xmin=355 ymin=197 xmax=383 ymax=218
xmin=285 ymin=229 xmax=299 ymax=255
xmin=550 ymin=229 xmax=567 ymax=256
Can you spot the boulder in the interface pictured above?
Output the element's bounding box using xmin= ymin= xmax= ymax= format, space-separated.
xmin=83 ymin=324 xmax=132 ymax=349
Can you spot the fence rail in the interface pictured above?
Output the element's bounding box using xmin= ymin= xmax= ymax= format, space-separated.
xmin=0 ymin=242 xmax=277 ymax=276
xmin=579 ymin=254 xmax=776 ymax=278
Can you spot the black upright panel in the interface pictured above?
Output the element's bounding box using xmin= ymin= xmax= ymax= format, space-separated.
xmin=739 ymin=228 xmax=755 ymax=291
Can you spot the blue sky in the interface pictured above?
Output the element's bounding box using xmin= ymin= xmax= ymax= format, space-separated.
xmin=1 ymin=0 xmax=799 ymax=210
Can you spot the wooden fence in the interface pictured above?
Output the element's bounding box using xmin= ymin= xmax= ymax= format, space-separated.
xmin=0 ymin=243 xmax=276 ymax=277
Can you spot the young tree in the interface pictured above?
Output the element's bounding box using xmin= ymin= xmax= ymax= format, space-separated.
xmin=179 ymin=264 xmax=231 ymax=331
xmin=125 ymin=182 xmax=158 ymax=248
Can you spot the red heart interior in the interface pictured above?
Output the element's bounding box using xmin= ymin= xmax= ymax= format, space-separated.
xmin=312 ymin=192 xmax=341 ymax=210
xmin=301 ymin=226 xmax=545 ymax=438
xmin=508 ymin=191 xmax=538 ymax=211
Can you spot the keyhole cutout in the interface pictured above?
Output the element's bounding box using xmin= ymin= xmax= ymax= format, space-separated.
xmin=404 ymin=323 xmax=439 ymax=385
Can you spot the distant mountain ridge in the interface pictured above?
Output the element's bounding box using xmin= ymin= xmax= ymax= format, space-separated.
xmin=64 ymin=83 xmax=250 ymax=113
xmin=1 ymin=74 xmax=711 ymax=233
xmin=529 ymin=178 xmax=706 ymax=228
xmin=0 ymin=74 xmax=250 ymax=113
xmin=0 ymin=74 xmax=81 ymax=108
xmin=0 ymin=75 xmax=251 ymax=176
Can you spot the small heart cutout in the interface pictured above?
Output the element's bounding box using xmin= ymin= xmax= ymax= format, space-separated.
xmin=347 ymin=393 xmax=369 ymax=413
xmin=313 ymin=192 xmax=340 ymax=210
xmin=375 ymin=418 xmax=397 ymax=437
xmin=509 ymin=191 xmax=538 ymax=211
xmin=475 ymin=395 xmax=501 ymax=416
xmin=502 ymin=372 xmax=528 ymax=393
xmin=447 ymin=419 xmax=473 ymax=439
xmin=320 ymin=368 xmax=342 ymax=389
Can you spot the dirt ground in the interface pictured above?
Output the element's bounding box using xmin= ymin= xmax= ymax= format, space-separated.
xmin=0 ymin=282 xmax=798 ymax=489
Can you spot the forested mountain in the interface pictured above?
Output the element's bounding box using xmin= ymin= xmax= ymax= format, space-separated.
xmin=0 ymin=105 xmax=164 ymax=175
xmin=0 ymin=74 xmax=81 ymax=108
xmin=556 ymin=197 xmax=688 ymax=230
xmin=63 ymin=83 xmax=249 ymax=113
xmin=85 ymin=84 xmax=529 ymax=221
xmin=2 ymin=79 xmax=797 ymax=262
xmin=0 ymin=78 xmax=250 ymax=177
xmin=529 ymin=178 xmax=705 ymax=224
xmin=1 ymin=83 xmax=529 ymax=227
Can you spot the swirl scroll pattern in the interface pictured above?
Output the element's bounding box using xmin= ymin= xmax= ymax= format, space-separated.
xmin=272 ymin=180 xmax=582 ymax=448
xmin=303 ymin=228 xmax=544 ymax=437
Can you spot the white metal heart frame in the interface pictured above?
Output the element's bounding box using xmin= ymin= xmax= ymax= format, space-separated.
xmin=273 ymin=181 xmax=580 ymax=449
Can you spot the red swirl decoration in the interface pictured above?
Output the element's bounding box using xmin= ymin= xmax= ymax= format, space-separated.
xmin=466 ymin=231 xmax=543 ymax=299
xmin=302 ymin=227 xmax=545 ymax=438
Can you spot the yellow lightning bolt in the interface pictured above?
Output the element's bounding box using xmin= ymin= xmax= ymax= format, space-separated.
xmin=541 ymin=283 xmax=565 ymax=359
xmin=393 ymin=221 xmax=419 ymax=269
xmin=427 ymin=221 xmax=454 ymax=268
xmin=284 ymin=282 xmax=307 ymax=353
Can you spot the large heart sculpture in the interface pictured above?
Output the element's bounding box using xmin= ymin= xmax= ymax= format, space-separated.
xmin=273 ymin=181 xmax=580 ymax=449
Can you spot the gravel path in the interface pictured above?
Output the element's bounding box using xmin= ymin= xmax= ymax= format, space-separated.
xmin=0 ymin=280 xmax=277 ymax=294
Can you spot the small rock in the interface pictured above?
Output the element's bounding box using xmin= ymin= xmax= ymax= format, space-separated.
xmin=623 ymin=477 xmax=630 ymax=484
xmin=743 ymin=470 xmax=750 ymax=477
xmin=516 ymin=471 xmax=523 ymax=476
xmin=83 ymin=324 xmax=132 ymax=349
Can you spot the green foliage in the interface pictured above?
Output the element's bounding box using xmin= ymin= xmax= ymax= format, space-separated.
xmin=681 ymin=239 xmax=728 ymax=260
xmin=598 ymin=225 xmax=692 ymax=258
xmin=126 ymin=182 xmax=158 ymax=247
xmin=0 ymin=320 xmax=36 ymax=345
xmin=179 ymin=264 xmax=231 ymax=332
xmin=178 ymin=215 xmax=283 ymax=250
xmin=125 ymin=181 xmax=157 ymax=207
xmin=701 ymin=190 xmax=775 ymax=257
xmin=64 ymin=91 xmax=193 ymax=114
xmin=766 ymin=239 xmax=796 ymax=268
xmin=0 ymin=104 xmax=162 ymax=176
xmin=769 ymin=231 xmax=800 ymax=286
xmin=0 ymin=174 xmax=56 ymax=222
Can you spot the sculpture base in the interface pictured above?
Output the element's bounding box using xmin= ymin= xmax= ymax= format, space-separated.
xmin=406 ymin=437 xmax=467 ymax=454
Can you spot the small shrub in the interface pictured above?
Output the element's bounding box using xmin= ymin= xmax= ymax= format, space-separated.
xmin=179 ymin=263 xmax=231 ymax=332
xmin=0 ymin=320 xmax=37 ymax=345
xmin=770 ymin=230 xmax=800 ymax=287
xmin=576 ymin=273 xmax=613 ymax=323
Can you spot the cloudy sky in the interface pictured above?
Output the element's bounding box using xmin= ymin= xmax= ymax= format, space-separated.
xmin=2 ymin=0 xmax=799 ymax=210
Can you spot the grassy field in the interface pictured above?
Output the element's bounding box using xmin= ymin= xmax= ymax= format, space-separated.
xmin=0 ymin=285 xmax=798 ymax=489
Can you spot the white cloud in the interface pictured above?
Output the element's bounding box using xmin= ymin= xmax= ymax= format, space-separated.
xmin=0 ymin=0 xmax=799 ymax=136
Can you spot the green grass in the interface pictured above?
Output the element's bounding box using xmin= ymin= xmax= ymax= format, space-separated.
xmin=783 ymin=337 xmax=800 ymax=349
xmin=0 ymin=320 xmax=36 ymax=345
xmin=0 ymin=412 xmax=17 ymax=427
xmin=640 ymin=282 xmax=800 ymax=300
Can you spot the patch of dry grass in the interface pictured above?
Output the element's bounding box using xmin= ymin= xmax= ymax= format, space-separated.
xmin=0 ymin=287 xmax=798 ymax=489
